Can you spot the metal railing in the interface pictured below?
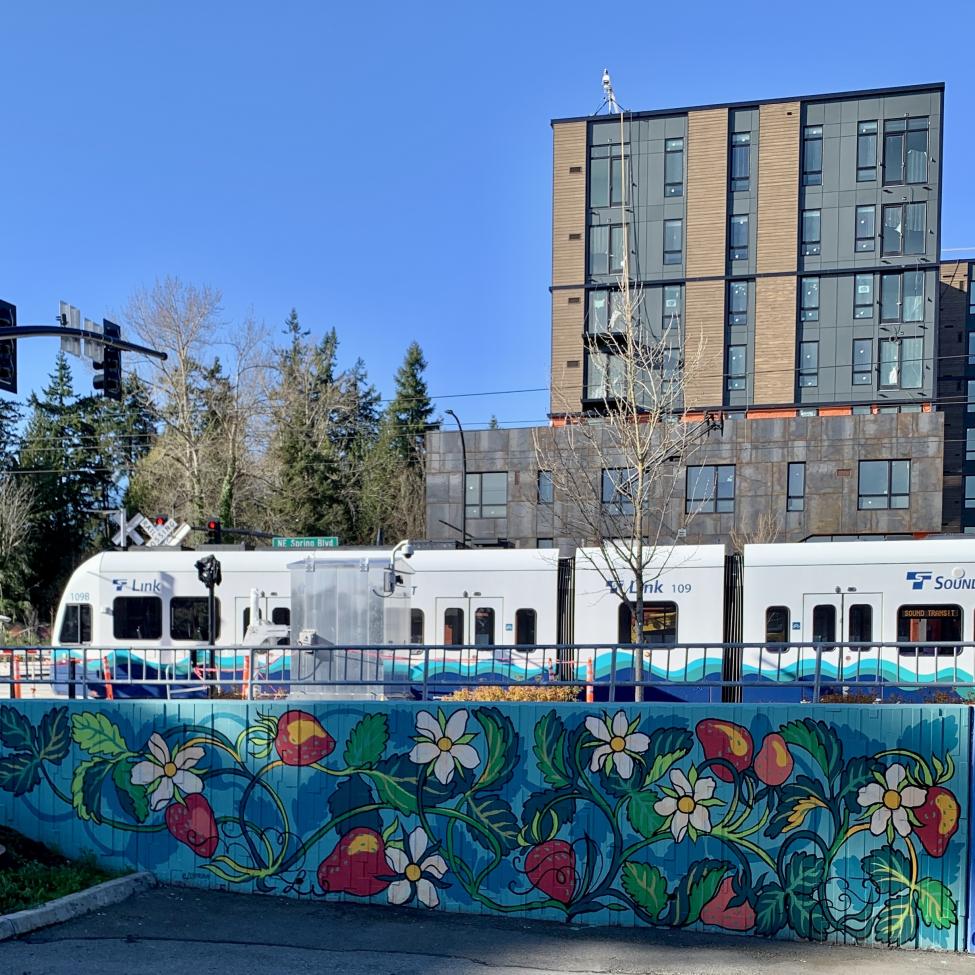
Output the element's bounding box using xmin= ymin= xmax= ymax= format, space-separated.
xmin=1 ymin=642 xmax=974 ymax=703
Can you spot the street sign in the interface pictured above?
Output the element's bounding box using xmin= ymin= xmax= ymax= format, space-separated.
xmin=272 ymin=536 xmax=339 ymax=550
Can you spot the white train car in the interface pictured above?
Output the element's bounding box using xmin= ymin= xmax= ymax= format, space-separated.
xmin=742 ymin=540 xmax=975 ymax=699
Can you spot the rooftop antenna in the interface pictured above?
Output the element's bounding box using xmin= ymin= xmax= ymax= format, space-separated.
xmin=595 ymin=68 xmax=624 ymax=115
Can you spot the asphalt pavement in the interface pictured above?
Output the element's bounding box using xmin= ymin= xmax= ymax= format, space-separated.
xmin=2 ymin=886 xmax=974 ymax=975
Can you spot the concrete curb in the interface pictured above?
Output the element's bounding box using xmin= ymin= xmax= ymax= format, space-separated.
xmin=0 ymin=871 xmax=157 ymax=941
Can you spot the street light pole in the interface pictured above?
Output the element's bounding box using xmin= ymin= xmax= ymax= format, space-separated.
xmin=445 ymin=409 xmax=467 ymax=549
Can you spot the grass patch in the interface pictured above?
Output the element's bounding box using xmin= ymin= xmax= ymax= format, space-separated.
xmin=0 ymin=826 xmax=116 ymax=914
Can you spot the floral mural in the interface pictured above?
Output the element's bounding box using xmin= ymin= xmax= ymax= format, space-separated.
xmin=0 ymin=701 xmax=968 ymax=950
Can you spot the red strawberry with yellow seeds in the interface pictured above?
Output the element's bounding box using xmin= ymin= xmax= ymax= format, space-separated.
xmin=700 ymin=876 xmax=755 ymax=931
xmin=695 ymin=719 xmax=753 ymax=782
xmin=165 ymin=794 xmax=219 ymax=858
xmin=913 ymin=786 xmax=959 ymax=858
xmin=274 ymin=710 xmax=335 ymax=766
xmin=525 ymin=840 xmax=575 ymax=905
xmin=318 ymin=827 xmax=390 ymax=896
xmin=754 ymin=733 xmax=793 ymax=787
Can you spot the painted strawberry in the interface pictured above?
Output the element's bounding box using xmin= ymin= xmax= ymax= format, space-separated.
xmin=317 ymin=827 xmax=390 ymax=897
xmin=274 ymin=710 xmax=335 ymax=766
xmin=165 ymin=793 xmax=219 ymax=858
xmin=913 ymin=786 xmax=959 ymax=858
xmin=525 ymin=839 xmax=575 ymax=905
xmin=753 ymin=733 xmax=794 ymax=787
xmin=695 ymin=719 xmax=753 ymax=782
xmin=700 ymin=876 xmax=756 ymax=931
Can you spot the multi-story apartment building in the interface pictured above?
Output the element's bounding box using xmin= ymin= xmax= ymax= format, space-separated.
xmin=426 ymin=83 xmax=969 ymax=550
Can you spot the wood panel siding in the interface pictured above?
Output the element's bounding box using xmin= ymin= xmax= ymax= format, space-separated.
xmin=756 ymin=102 xmax=800 ymax=274
xmin=550 ymin=121 xmax=587 ymax=414
xmin=550 ymin=289 xmax=584 ymax=415
xmin=685 ymin=109 xmax=728 ymax=278
xmin=753 ymin=276 xmax=797 ymax=404
xmin=683 ymin=279 xmax=725 ymax=408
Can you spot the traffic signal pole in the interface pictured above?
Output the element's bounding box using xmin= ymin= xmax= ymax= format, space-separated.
xmin=0 ymin=325 xmax=167 ymax=360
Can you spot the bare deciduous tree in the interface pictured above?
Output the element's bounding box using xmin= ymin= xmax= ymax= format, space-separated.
xmin=729 ymin=506 xmax=781 ymax=552
xmin=0 ymin=475 xmax=33 ymax=563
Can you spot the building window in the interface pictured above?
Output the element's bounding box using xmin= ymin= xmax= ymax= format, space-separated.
xmin=537 ymin=470 xmax=554 ymax=504
xmin=858 ymin=459 xmax=910 ymax=509
xmin=855 ymin=205 xmax=876 ymax=252
xmin=802 ymin=125 xmax=823 ymax=185
xmin=589 ymin=147 xmax=624 ymax=207
xmin=852 ymin=338 xmax=873 ymax=386
xmin=880 ymin=271 xmax=924 ymax=323
xmin=171 ymin=597 xmax=221 ymax=641
xmin=686 ymin=465 xmax=735 ymax=514
xmin=883 ymin=117 xmax=928 ymax=186
xmin=589 ymin=225 xmax=626 ymax=276
xmin=113 ymin=596 xmax=162 ymax=640
xmin=587 ymin=290 xmax=613 ymax=333
xmin=730 ymin=132 xmax=750 ymax=192
xmin=799 ymin=341 xmax=818 ymax=388
xmin=727 ymin=345 xmax=746 ymax=391
xmin=602 ymin=467 xmax=637 ymax=513
xmin=801 ymin=210 xmax=821 ymax=256
xmin=800 ymin=278 xmax=819 ymax=321
xmin=662 ymin=285 xmax=682 ymax=333
xmin=536 ymin=538 xmax=556 ymax=549
xmin=515 ymin=609 xmax=537 ymax=645
xmin=854 ymin=274 xmax=874 ymax=319
xmin=466 ymin=472 xmax=507 ymax=518
xmin=857 ymin=120 xmax=878 ymax=181
xmin=879 ymin=337 xmax=923 ymax=390
xmin=729 ymin=214 xmax=748 ymax=261
xmin=882 ymin=202 xmax=926 ymax=256
xmin=967 ymin=477 xmax=975 ymax=508
xmin=728 ymin=281 xmax=748 ymax=325
xmin=968 ymin=331 xmax=975 ymax=367
xmin=787 ymin=462 xmax=805 ymax=512
xmin=663 ymin=219 xmax=682 ymax=265
xmin=967 ymin=428 xmax=975 ymax=463
xmin=664 ymin=138 xmax=683 ymax=197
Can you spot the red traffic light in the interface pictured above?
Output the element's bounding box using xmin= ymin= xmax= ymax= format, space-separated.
xmin=207 ymin=520 xmax=218 ymax=530
xmin=153 ymin=516 xmax=167 ymax=526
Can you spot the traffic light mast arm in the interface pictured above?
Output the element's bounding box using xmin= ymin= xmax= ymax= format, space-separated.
xmin=0 ymin=325 xmax=167 ymax=360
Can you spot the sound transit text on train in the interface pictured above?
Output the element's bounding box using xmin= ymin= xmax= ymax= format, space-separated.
xmin=906 ymin=570 xmax=975 ymax=592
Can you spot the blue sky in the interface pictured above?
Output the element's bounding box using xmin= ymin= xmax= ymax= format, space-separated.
xmin=2 ymin=1 xmax=974 ymax=429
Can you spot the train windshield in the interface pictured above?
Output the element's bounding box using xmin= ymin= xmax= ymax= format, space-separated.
xmin=59 ymin=604 xmax=92 ymax=644
xmin=896 ymin=605 xmax=961 ymax=655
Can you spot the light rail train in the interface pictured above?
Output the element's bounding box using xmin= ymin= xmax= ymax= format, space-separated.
xmin=47 ymin=539 xmax=975 ymax=700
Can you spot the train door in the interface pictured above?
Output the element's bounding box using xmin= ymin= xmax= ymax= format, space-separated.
xmin=801 ymin=592 xmax=883 ymax=692
xmin=435 ymin=597 xmax=504 ymax=645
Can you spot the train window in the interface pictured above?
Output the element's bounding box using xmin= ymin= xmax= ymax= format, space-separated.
xmin=812 ymin=605 xmax=836 ymax=643
xmin=618 ymin=602 xmax=677 ymax=645
xmin=113 ymin=597 xmax=162 ymax=640
xmin=271 ymin=607 xmax=290 ymax=626
xmin=170 ymin=597 xmax=221 ymax=641
xmin=848 ymin=604 xmax=873 ymax=650
xmin=474 ymin=607 xmax=495 ymax=645
xmin=765 ymin=606 xmax=790 ymax=644
xmin=515 ymin=609 xmax=537 ymax=646
xmin=59 ymin=604 xmax=92 ymax=644
xmin=896 ymin=605 xmax=961 ymax=655
xmin=410 ymin=609 xmax=424 ymax=644
xmin=443 ymin=608 xmax=464 ymax=645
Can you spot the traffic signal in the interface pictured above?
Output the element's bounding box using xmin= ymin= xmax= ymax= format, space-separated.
xmin=153 ymin=515 xmax=167 ymax=526
xmin=93 ymin=319 xmax=122 ymax=401
xmin=206 ymin=519 xmax=222 ymax=544
xmin=0 ymin=300 xmax=16 ymax=394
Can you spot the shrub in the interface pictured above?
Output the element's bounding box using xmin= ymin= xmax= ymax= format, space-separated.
xmin=446 ymin=684 xmax=582 ymax=703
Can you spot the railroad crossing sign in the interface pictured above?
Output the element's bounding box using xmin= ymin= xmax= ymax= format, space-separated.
xmin=112 ymin=511 xmax=192 ymax=548
xmin=271 ymin=536 xmax=339 ymax=550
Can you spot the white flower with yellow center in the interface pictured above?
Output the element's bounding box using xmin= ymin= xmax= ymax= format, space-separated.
xmin=385 ymin=827 xmax=447 ymax=908
xmin=857 ymin=763 xmax=926 ymax=837
xmin=130 ymin=733 xmax=205 ymax=811
xmin=653 ymin=768 xmax=716 ymax=842
xmin=408 ymin=709 xmax=479 ymax=785
xmin=586 ymin=710 xmax=650 ymax=779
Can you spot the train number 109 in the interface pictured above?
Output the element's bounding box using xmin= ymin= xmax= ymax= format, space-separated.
xmin=672 ymin=583 xmax=692 ymax=594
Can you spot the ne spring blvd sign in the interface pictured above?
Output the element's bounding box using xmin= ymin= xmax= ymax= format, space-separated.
xmin=272 ymin=536 xmax=339 ymax=550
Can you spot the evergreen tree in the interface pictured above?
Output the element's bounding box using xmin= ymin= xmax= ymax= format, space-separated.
xmin=0 ymin=400 xmax=22 ymax=470
xmin=386 ymin=342 xmax=433 ymax=468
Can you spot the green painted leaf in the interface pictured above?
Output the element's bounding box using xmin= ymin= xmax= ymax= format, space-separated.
xmin=788 ymin=893 xmax=829 ymax=941
xmin=754 ymin=883 xmax=788 ymax=937
xmin=112 ymin=761 xmax=150 ymax=823
xmin=665 ymin=859 xmax=730 ymax=927
xmin=836 ymin=755 xmax=881 ymax=813
xmin=328 ymin=774 xmax=382 ymax=836
xmin=644 ymin=727 xmax=693 ymax=784
xmin=71 ymin=758 xmax=112 ymax=822
xmin=0 ymin=705 xmax=35 ymax=753
xmin=466 ymin=794 xmax=519 ymax=853
xmin=0 ymin=752 xmax=41 ymax=795
xmin=861 ymin=847 xmax=912 ymax=895
xmin=779 ymin=718 xmax=843 ymax=781
xmin=71 ymin=712 xmax=128 ymax=758
xmin=627 ymin=790 xmax=665 ymax=839
xmin=343 ymin=713 xmax=388 ymax=769
xmin=521 ymin=788 xmax=576 ymax=844
xmin=533 ymin=711 xmax=571 ymax=789
xmin=784 ymin=852 xmax=824 ymax=896
xmin=472 ymin=708 xmax=518 ymax=793
xmin=765 ymin=776 xmax=829 ymax=838
xmin=915 ymin=878 xmax=957 ymax=930
xmin=875 ymin=891 xmax=918 ymax=946
xmin=621 ymin=862 xmax=667 ymax=920
xmin=37 ymin=708 xmax=71 ymax=765
xmin=368 ymin=755 xmax=419 ymax=815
